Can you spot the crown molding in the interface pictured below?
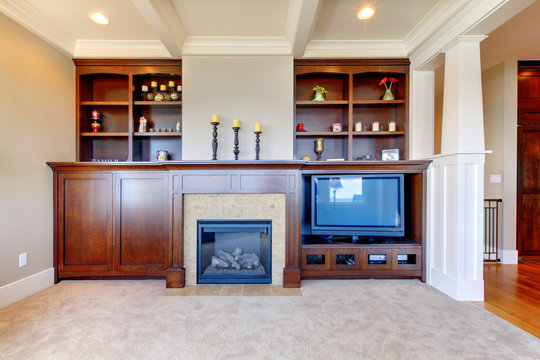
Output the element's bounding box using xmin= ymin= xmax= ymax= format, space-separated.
xmin=404 ymin=0 xmax=470 ymax=55
xmin=182 ymin=36 xmax=292 ymax=56
xmin=0 ymin=0 xmax=74 ymax=56
xmin=408 ymin=0 xmax=508 ymax=70
xmin=74 ymin=40 xmax=171 ymax=58
xmin=302 ymin=40 xmax=406 ymax=58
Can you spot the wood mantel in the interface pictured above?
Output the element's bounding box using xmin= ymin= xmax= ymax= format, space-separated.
xmin=48 ymin=160 xmax=430 ymax=288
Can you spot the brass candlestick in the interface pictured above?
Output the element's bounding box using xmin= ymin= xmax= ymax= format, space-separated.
xmin=254 ymin=130 xmax=261 ymax=160
xmin=211 ymin=121 xmax=219 ymax=160
xmin=233 ymin=126 xmax=240 ymax=160
xmin=314 ymin=137 xmax=324 ymax=160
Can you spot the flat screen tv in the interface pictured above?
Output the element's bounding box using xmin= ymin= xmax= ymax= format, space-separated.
xmin=311 ymin=174 xmax=404 ymax=237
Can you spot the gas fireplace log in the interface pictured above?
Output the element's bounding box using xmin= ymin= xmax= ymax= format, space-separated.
xmin=233 ymin=247 xmax=243 ymax=260
xmin=237 ymin=253 xmax=261 ymax=269
xmin=217 ymin=250 xmax=241 ymax=270
xmin=211 ymin=256 xmax=230 ymax=268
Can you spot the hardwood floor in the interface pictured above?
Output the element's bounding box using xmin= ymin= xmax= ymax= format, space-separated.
xmin=475 ymin=262 xmax=540 ymax=338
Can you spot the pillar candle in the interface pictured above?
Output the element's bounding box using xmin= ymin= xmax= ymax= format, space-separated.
xmin=254 ymin=123 xmax=262 ymax=132
xmin=233 ymin=118 xmax=240 ymax=128
xmin=212 ymin=114 xmax=220 ymax=123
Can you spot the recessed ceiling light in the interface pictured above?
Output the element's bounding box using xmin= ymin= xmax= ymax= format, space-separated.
xmin=357 ymin=6 xmax=375 ymax=20
xmin=89 ymin=12 xmax=109 ymax=25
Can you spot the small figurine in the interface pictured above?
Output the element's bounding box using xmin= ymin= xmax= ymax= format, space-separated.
xmin=175 ymin=121 xmax=181 ymax=132
xmin=332 ymin=122 xmax=343 ymax=132
xmin=138 ymin=116 xmax=147 ymax=132
xmin=91 ymin=120 xmax=101 ymax=133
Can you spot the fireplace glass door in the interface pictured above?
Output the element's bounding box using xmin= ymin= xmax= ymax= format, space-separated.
xmin=197 ymin=220 xmax=272 ymax=284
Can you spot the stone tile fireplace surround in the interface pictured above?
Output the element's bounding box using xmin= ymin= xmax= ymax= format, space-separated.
xmin=184 ymin=194 xmax=286 ymax=285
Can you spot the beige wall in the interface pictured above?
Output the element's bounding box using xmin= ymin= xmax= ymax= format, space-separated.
xmin=0 ymin=13 xmax=75 ymax=287
xmin=482 ymin=62 xmax=505 ymax=199
xmin=182 ymin=56 xmax=293 ymax=160
xmin=480 ymin=60 xmax=518 ymax=257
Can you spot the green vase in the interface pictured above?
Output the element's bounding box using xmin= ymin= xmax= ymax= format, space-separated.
xmin=383 ymin=88 xmax=394 ymax=101
xmin=312 ymin=89 xmax=326 ymax=101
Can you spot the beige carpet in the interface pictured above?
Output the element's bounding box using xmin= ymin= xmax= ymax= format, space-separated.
xmin=1 ymin=280 xmax=538 ymax=359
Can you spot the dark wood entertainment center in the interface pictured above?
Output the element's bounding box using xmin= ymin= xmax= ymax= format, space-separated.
xmin=48 ymin=161 xmax=429 ymax=287
xmin=48 ymin=58 xmax=429 ymax=288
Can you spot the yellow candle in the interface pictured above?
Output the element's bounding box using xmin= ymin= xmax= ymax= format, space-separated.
xmin=160 ymin=84 xmax=167 ymax=91
xmin=212 ymin=113 xmax=220 ymax=123
xmin=168 ymin=81 xmax=175 ymax=88
xmin=233 ymin=118 xmax=240 ymax=128
xmin=254 ymin=123 xmax=262 ymax=132
xmin=151 ymin=81 xmax=157 ymax=88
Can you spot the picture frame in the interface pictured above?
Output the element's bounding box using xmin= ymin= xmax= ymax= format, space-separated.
xmin=382 ymin=148 xmax=399 ymax=161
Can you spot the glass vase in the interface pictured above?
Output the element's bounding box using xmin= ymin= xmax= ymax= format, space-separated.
xmin=382 ymin=88 xmax=395 ymax=101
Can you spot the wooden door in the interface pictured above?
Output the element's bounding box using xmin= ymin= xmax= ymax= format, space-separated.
xmin=517 ymin=124 xmax=540 ymax=256
xmin=57 ymin=172 xmax=113 ymax=275
xmin=115 ymin=172 xmax=169 ymax=272
xmin=517 ymin=62 xmax=540 ymax=256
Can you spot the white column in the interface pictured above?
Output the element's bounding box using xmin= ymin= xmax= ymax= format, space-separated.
xmin=410 ymin=71 xmax=435 ymax=159
xmin=429 ymin=36 xmax=486 ymax=301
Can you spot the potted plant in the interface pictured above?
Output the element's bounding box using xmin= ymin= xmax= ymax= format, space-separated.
xmin=312 ymin=85 xmax=328 ymax=101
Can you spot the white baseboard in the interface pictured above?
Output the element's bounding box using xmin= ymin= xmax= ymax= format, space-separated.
xmin=429 ymin=267 xmax=484 ymax=301
xmin=500 ymin=250 xmax=518 ymax=264
xmin=0 ymin=268 xmax=54 ymax=308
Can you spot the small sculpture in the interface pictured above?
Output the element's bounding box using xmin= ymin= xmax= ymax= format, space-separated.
xmin=176 ymin=121 xmax=181 ymax=132
xmin=138 ymin=116 xmax=147 ymax=132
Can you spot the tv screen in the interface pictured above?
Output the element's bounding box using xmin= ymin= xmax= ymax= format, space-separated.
xmin=311 ymin=174 xmax=404 ymax=237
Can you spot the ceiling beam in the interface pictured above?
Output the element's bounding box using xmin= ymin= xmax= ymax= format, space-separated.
xmin=286 ymin=0 xmax=322 ymax=58
xmin=131 ymin=0 xmax=186 ymax=58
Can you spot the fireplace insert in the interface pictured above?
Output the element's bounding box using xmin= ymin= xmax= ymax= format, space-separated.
xmin=197 ymin=220 xmax=272 ymax=284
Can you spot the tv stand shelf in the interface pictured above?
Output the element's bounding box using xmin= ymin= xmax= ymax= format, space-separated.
xmin=301 ymin=242 xmax=421 ymax=279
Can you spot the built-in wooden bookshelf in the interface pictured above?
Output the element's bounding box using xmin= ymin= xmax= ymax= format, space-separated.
xmin=294 ymin=59 xmax=410 ymax=161
xmin=75 ymin=59 xmax=182 ymax=162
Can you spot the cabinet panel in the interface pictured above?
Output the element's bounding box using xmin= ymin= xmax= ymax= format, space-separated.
xmin=115 ymin=172 xmax=169 ymax=270
xmin=58 ymin=173 xmax=113 ymax=271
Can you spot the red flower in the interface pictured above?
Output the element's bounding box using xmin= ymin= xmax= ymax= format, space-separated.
xmin=379 ymin=77 xmax=387 ymax=86
xmin=389 ymin=77 xmax=398 ymax=83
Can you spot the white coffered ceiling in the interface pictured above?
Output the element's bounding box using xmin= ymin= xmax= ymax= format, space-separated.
xmin=0 ymin=0 xmax=537 ymax=64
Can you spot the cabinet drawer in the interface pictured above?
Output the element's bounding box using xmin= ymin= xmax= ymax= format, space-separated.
xmin=301 ymin=248 xmax=331 ymax=271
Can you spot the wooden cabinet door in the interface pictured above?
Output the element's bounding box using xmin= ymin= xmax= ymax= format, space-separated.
xmin=517 ymin=125 xmax=540 ymax=256
xmin=115 ymin=172 xmax=169 ymax=272
xmin=57 ymin=172 xmax=113 ymax=274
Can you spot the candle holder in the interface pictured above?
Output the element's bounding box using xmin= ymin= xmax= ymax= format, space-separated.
xmin=211 ymin=121 xmax=220 ymax=160
xmin=233 ymin=126 xmax=240 ymax=160
xmin=254 ymin=130 xmax=262 ymax=160
xmin=314 ymin=137 xmax=324 ymax=160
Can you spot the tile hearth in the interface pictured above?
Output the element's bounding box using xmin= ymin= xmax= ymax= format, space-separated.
xmin=161 ymin=285 xmax=302 ymax=297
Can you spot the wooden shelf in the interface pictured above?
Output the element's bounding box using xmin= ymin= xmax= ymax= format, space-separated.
xmin=81 ymin=132 xmax=129 ymax=137
xmin=133 ymin=101 xmax=182 ymax=106
xmin=296 ymin=131 xmax=348 ymax=137
xmin=353 ymin=100 xmax=405 ymax=105
xmin=352 ymin=131 xmax=405 ymax=136
xmin=296 ymin=100 xmax=348 ymax=106
xmin=81 ymin=101 xmax=129 ymax=106
xmin=134 ymin=132 xmax=181 ymax=136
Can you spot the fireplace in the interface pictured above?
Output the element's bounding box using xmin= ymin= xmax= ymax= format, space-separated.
xmin=197 ymin=220 xmax=272 ymax=284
